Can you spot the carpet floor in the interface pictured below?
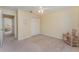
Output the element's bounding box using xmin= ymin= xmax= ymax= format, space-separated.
xmin=0 ymin=34 xmax=79 ymax=52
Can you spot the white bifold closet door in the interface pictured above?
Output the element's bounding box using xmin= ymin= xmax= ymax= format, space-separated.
xmin=32 ymin=17 xmax=40 ymax=35
xmin=0 ymin=10 xmax=3 ymax=46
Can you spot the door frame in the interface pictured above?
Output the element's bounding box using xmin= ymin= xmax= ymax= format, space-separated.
xmin=0 ymin=10 xmax=18 ymax=46
xmin=2 ymin=14 xmax=18 ymax=42
xmin=0 ymin=10 xmax=4 ymax=46
xmin=3 ymin=14 xmax=15 ymax=36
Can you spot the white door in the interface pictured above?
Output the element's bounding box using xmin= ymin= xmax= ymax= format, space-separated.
xmin=0 ymin=10 xmax=3 ymax=46
xmin=32 ymin=17 xmax=40 ymax=35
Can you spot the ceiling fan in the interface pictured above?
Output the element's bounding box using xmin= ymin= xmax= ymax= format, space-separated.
xmin=38 ymin=6 xmax=48 ymax=14
xmin=30 ymin=6 xmax=49 ymax=16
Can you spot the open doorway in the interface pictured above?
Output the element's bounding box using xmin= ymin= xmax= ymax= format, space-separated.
xmin=3 ymin=14 xmax=16 ymax=44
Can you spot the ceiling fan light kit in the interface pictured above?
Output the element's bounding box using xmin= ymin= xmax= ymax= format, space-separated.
xmin=38 ymin=6 xmax=44 ymax=14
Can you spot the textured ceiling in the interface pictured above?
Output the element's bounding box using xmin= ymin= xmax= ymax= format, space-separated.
xmin=0 ymin=6 xmax=76 ymax=16
xmin=0 ymin=6 xmax=73 ymax=11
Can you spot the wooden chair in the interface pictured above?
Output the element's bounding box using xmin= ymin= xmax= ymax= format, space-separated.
xmin=63 ymin=29 xmax=79 ymax=47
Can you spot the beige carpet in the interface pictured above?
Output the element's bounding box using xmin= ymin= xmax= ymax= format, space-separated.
xmin=0 ymin=34 xmax=79 ymax=52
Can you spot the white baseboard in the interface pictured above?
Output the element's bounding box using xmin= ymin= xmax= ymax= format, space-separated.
xmin=18 ymin=34 xmax=41 ymax=40
xmin=40 ymin=33 xmax=63 ymax=40
xmin=18 ymin=33 xmax=63 ymax=40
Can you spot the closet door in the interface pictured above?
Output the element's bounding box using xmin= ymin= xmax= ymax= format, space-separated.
xmin=0 ymin=10 xmax=3 ymax=46
xmin=32 ymin=17 xmax=40 ymax=35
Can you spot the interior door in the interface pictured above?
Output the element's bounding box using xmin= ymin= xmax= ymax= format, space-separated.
xmin=0 ymin=10 xmax=3 ymax=46
xmin=32 ymin=17 xmax=40 ymax=35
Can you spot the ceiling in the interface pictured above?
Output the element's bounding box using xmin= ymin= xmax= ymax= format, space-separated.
xmin=0 ymin=6 xmax=73 ymax=11
xmin=0 ymin=6 xmax=75 ymax=16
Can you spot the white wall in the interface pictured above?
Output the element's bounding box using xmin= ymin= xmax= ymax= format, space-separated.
xmin=17 ymin=9 xmax=40 ymax=40
xmin=41 ymin=7 xmax=79 ymax=39
xmin=0 ymin=8 xmax=40 ymax=40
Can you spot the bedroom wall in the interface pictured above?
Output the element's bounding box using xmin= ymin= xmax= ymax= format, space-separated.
xmin=17 ymin=9 xmax=40 ymax=40
xmin=41 ymin=7 xmax=79 ymax=39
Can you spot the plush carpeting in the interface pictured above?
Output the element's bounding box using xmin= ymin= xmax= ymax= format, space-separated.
xmin=0 ymin=34 xmax=79 ymax=52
